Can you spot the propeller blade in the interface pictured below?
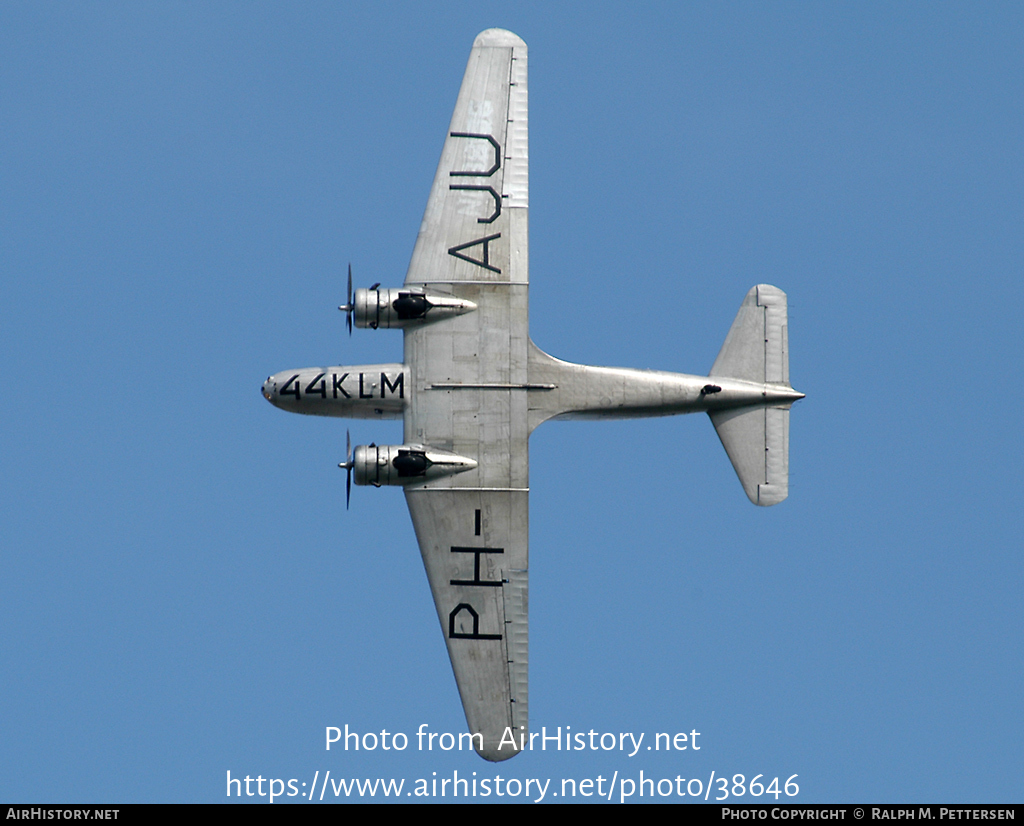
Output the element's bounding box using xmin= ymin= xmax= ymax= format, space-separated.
xmin=339 ymin=429 xmax=353 ymax=510
xmin=347 ymin=263 xmax=353 ymax=335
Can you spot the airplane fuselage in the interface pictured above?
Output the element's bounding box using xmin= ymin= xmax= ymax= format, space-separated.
xmin=260 ymin=28 xmax=804 ymax=763
xmin=262 ymin=346 xmax=802 ymax=428
xmin=262 ymin=364 xmax=405 ymax=419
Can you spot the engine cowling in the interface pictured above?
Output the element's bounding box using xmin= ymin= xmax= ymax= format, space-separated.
xmin=354 ymin=288 xmax=476 ymax=329
xmin=352 ymin=444 xmax=477 ymax=487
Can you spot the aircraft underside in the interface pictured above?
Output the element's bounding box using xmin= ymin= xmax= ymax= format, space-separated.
xmin=262 ymin=29 xmax=803 ymax=761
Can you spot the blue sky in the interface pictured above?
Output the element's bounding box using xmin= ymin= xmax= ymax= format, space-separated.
xmin=2 ymin=2 xmax=1022 ymax=804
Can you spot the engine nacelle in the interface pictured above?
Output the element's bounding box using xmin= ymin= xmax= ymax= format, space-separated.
xmin=353 ymin=444 xmax=477 ymax=487
xmin=354 ymin=288 xmax=476 ymax=329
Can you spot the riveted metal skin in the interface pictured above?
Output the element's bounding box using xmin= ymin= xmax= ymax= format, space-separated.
xmin=354 ymin=288 xmax=476 ymax=329
xmin=261 ymin=30 xmax=805 ymax=765
xmin=261 ymin=364 xmax=407 ymax=419
xmin=352 ymin=444 xmax=478 ymax=487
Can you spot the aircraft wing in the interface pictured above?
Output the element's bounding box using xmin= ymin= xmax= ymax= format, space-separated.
xmin=402 ymin=29 xmax=529 ymax=762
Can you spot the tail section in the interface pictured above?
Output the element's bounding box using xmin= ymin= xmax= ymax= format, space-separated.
xmin=709 ymin=285 xmax=798 ymax=507
xmin=710 ymin=284 xmax=789 ymax=385
xmin=709 ymin=405 xmax=790 ymax=506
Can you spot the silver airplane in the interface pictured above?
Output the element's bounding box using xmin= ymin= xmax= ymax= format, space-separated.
xmin=262 ymin=29 xmax=804 ymax=762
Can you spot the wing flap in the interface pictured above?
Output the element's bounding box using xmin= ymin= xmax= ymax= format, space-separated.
xmin=402 ymin=29 xmax=530 ymax=761
xmin=406 ymin=488 xmax=528 ymax=762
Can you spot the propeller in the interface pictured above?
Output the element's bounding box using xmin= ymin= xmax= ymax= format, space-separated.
xmin=338 ymin=263 xmax=353 ymax=335
xmin=338 ymin=429 xmax=353 ymax=509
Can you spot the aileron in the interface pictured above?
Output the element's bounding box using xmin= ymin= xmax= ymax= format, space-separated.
xmin=261 ymin=28 xmax=804 ymax=764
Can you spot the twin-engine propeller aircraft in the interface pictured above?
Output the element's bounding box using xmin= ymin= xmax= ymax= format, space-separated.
xmin=262 ymin=29 xmax=804 ymax=762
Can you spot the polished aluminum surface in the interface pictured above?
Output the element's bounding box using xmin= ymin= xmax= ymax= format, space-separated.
xmin=262 ymin=29 xmax=803 ymax=763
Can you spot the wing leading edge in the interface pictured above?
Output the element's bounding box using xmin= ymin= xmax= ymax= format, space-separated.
xmin=402 ymin=29 xmax=529 ymax=762
xmin=262 ymin=24 xmax=805 ymax=768
xmin=405 ymin=489 xmax=528 ymax=762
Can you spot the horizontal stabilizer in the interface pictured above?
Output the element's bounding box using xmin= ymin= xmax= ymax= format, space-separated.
xmin=710 ymin=405 xmax=790 ymax=506
xmin=709 ymin=284 xmax=795 ymax=506
xmin=711 ymin=284 xmax=789 ymax=385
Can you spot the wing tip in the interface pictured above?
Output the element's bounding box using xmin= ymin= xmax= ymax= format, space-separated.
xmin=474 ymin=28 xmax=527 ymax=49
xmin=476 ymin=744 xmax=521 ymax=762
xmin=756 ymin=483 xmax=789 ymax=507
